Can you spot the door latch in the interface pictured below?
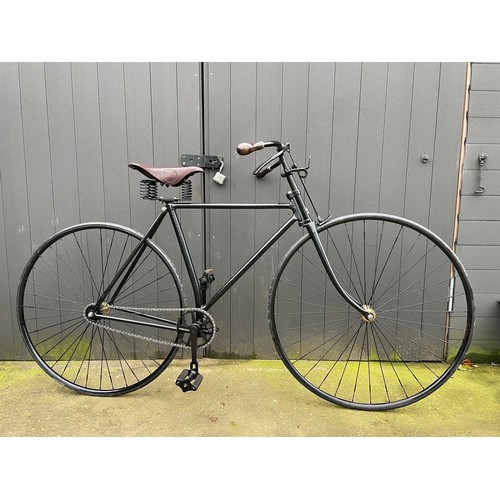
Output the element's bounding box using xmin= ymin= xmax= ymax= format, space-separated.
xmin=181 ymin=154 xmax=223 ymax=170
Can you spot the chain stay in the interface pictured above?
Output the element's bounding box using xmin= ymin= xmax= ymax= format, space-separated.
xmin=84 ymin=305 xmax=216 ymax=350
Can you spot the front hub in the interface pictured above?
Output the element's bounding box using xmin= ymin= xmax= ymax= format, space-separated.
xmin=361 ymin=305 xmax=376 ymax=323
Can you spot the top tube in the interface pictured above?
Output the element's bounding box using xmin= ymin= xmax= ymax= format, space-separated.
xmin=170 ymin=202 xmax=295 ymax=210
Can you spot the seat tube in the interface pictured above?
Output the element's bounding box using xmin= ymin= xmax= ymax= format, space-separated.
xmin=167 ymin=205 xmax=203 ymax=307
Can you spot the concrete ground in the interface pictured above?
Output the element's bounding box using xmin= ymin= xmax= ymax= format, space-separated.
xmin=0 ymin=359 xmax=498 ymax=437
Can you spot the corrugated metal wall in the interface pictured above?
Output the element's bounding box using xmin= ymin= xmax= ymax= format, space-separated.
xmin=0 ymin=61 xmax=478 ymax=360
xmin=455 ymin=62 xmax=500 ymax=360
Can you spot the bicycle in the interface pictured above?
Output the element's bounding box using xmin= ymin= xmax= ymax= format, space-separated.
xmin=17 ymin=140 xmax=475 ymax=410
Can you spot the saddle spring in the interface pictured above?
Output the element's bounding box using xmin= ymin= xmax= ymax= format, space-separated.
xmin=140 ymin=179 xmax=159 ymax=200
xmin=180 ymin=179 xmax=193 ymax=201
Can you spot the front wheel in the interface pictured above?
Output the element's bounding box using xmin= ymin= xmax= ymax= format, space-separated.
xmin=17 ymin=222 xmax=186 ymax=396
xmin=269 ymin=214 xmax=474 ymax=410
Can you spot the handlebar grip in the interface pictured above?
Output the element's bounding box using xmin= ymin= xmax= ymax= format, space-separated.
xmin=237 ymin=141 xmax=265 ymax=156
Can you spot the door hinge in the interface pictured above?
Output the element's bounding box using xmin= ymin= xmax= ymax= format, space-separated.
xmin=181 ymin=154 xmax=223 ymax=170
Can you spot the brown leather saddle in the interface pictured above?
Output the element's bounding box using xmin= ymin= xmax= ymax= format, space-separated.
xmin=129 ymin=163 xmax=203 ymax=187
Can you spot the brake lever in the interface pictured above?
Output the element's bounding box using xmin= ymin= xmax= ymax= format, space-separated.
xmin=255 ymin=160 xmax=281 ymax=178
xmin=252 ymin=149 xmax=284 ymax=177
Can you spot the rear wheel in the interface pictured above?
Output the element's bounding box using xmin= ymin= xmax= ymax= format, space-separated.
xmin=269 ymin=213 xmax=474 ymax=410
xmin=17 ymin=222 xmax=186 ymax=396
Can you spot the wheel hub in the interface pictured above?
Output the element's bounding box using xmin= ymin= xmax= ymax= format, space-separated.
xmin=361 ymin=305 xmax=376 ymax=323
xmin=84 ymin=303 xmax=98 ymax=321
xmin=84 ymin=302 xmax=110 ymax=321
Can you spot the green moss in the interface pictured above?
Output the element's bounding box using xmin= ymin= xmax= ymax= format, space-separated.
xmin=208 ymin=350 xmax=257 ymax=360
xmin=37 ymin=336 xmax=92 ymax=361
xmin=389 ymin=351 xmax=402 ymax=362
xmin=0 ymin=362 xmax=41 ymax=389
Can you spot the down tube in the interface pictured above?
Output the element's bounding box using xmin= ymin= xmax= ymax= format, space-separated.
xmin=204 ymin=216 xmax=298 ymax=311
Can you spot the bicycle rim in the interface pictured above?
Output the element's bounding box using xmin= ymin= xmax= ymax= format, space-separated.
xmin=17 ymin=222 xmax=186 ymax=396
xmin=269 ymin=213 xmax=474 ymax=410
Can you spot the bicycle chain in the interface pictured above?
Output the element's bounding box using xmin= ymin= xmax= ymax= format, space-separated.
xmin=84 ymin=305 xmax=216 ymax=350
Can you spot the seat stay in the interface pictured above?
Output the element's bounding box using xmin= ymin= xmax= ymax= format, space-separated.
xmin=94 ymin=206 xmax=170 ymax=309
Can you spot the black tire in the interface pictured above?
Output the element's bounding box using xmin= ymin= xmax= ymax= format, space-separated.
xmin=17 ymin=222 xmax=186 ymax=396
xmin=269 ymin=213 xmax=475 ymax=410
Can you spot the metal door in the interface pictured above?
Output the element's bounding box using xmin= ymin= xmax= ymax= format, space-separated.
xmin=202 ymin=62 xmax=468 ymax=358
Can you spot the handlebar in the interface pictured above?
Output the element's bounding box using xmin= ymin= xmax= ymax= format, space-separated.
xmin=237 ymin=140 xmax=286 ymax=178
xmin=237 ymin=140 xmax=284 ymax=156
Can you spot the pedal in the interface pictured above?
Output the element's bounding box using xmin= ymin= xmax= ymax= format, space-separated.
xmin=176 ymin=368 xmax=203 ymax=392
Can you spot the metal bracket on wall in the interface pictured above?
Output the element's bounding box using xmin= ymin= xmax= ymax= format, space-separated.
xmin=474 ymin=153 xmax=488 ymax=194
xmin=181 ymin=154 xmax=223 ymax=170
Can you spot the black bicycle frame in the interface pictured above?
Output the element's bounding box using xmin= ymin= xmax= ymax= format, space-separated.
xmin=91 ymin=202 xmax=299 ymax=331
xmin=93 ymin=153 xmax=368 ymax=330
xmin=168 ymin=203 xmax=298 ymax=310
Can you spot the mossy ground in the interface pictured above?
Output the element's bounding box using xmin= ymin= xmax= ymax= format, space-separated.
xmin=0 ymin=359 xmax=498 ymax=437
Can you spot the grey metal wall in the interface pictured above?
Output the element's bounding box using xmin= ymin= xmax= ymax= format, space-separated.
xmin=0 ymin=61 xmax=473 ymax=360
xmin=455 ymin=62 xmax=500 ymax=360
xmin=203 ymin=62 xmax=468 ymax=358
xmin=0 ymin=62 xmax=203 ymax=358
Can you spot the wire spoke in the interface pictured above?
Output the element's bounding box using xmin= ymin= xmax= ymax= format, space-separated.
xmin=280 ymin=316 xmax=352 ymax=338
xmin=19 ymin=225 xmax=182 ymax=394
xmin=369 ymin=224 xmax=404 ymax=305
xmin=97 ymin=228 xmax=117 ymax=296
xmin=40 ymin=253 xmax=89 ymax=303
xmin=27 ymin=314 xmax=83 ymax=337
xmin=116 ymin=272 xmax=171 ymax=304
xmin=272 ymin=216 xmax=472 ymax=409
xmin=377 ymin=314 xmax=464 ymax=355
xmin=343 ymin=222 xmax=367 ymax=303
xmin=112 ymin=249 xmax=155 ymax=299
xmin=292 ymin=250 xmax=358 ymax=305
xmin=29 ymin=270 xmax=86 ymax=305
xmin=326 ymin=229 xmax=365 ymax=301
xmin=73 ymin=232 xmax=101 ymax=297
xmin=289 ymin=319 xmax=358 ymax=356
xmin=41 ymin=319 xmax=88 ymax=358
xmin=58 ymin=237 xmax=94 ymax=301
xmin=369 ymin=232 xmax=426 ymax=305
xmin=376 ymin=274 xmax=453 ymax=311
xmin=375 ymin=259 xmax=449 ymax=310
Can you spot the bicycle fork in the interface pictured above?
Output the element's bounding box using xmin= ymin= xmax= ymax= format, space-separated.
xmin=284 ymin=169 xmax=374 ymax=322
xmin=305 ymin=221 xmax=375 ymax=321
